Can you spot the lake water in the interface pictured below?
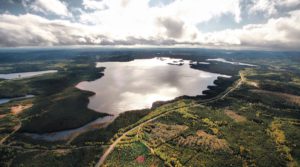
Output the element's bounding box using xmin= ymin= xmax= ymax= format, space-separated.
xmin=0 ymin=95 xmax=35 ymax=105
xmin=77 ymin=57 xmax=230 ymax=116
xmin=26 ymin=57 xmax=230 ymax=141
xmin=0 ymin=70 xmax=58 ymax=80
xmin=206 ymin=58 xmax=256 ymax=67
xmin=24 ymin=115 xmax=114 ymax=142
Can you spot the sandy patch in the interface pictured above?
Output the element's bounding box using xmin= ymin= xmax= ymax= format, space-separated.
xmin=11 ymin=104 xmax=33 ymax=115
xmin=225 ymin=110 xmax=247 ymax=122
xmin=240 ymin=72 xmax=259 ymax=88
xmin=246 ymin=80 xmax=259 ymax=88
xmin=196 ymin=130 xmax=213 ymax=137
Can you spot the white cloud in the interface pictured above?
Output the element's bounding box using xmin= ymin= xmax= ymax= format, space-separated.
xmin=0 ymin=0 xmax=299 ymax=50
xmin=0 ymin=14 xmax=101 ymax=46
xmin=79 ymin=0 xmax=241 ymax=41
xmin=160 ymin=0 xmax=241 ymax=24
xmin=279 ymin=0 xmax=300 ymax=7
xmin=249 ymin=0 xmax=300 ymax=16
xmin=82 ymin=0 xmax=108 ymax=10
xmin=23 ymin=0 xmax=71 ymax=17
xmin=250 ymin=0 xmax=277 ymax=15
xmin=200 ymin=10 xmax=300 ymax=50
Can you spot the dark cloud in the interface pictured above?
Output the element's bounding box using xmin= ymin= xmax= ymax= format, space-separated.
xmin=157 ymin=17 xmax=185 ymax=38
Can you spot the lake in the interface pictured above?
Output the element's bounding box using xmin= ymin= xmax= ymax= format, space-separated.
xmin=77 ymin=57 xmax=230 ymax=116
xmin=0 ymin=70 xmax=58 ymax=80
xmin=26 ymin=57 xmax=231 ymax=141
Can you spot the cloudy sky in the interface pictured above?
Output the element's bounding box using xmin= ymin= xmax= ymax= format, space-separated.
xmin=0 ymin=0 xmax=300 ymax=50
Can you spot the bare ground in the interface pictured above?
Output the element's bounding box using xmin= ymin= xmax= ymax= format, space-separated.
xmin=11 ymin=104 xmax=33 ymax=115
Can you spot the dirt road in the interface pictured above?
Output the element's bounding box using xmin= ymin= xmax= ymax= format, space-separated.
xmin=95 ymin=75 xmax=244 ymax=167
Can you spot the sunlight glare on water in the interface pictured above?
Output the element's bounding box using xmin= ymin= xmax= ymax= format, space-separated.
xmin=77 ymin=57 xmax=229 ymax=116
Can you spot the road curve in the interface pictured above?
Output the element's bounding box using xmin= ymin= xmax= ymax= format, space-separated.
xmin=95 ymin=112 xmax=171 ymax=167
xmin=95 ymin=76 xmax=243 ymax=167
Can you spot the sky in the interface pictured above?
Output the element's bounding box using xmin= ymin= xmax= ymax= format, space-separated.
xmin=0 ymin=0 xmax=300 ymax=50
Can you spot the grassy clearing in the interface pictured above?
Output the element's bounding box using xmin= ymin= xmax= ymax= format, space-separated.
xmin=104 ymin=142 xmax=163 ymax=167
xmin=267 ymin=119 xmax=297 ymax=167
xmin=225 ymin=110 xmax=247 ymax=122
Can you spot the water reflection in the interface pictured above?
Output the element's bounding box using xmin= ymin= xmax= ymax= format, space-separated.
xmin=0 ymin=70 xmax=57 ymax=80
xmin=206 ymin=58 xmax=256 ymax=67
xmin=77 ymin=57 xmax=229 ymax=116
xmin=0 ymin=95 xmax=34 ymax=105
xmin=24 ymin=116 xmax=114 ymax=142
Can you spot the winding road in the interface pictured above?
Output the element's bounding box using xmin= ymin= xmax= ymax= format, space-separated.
xmin=95 ymin=114 xmax=166 ymax=167
xmin=95 ymin=75 xmax=243 ymax=167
